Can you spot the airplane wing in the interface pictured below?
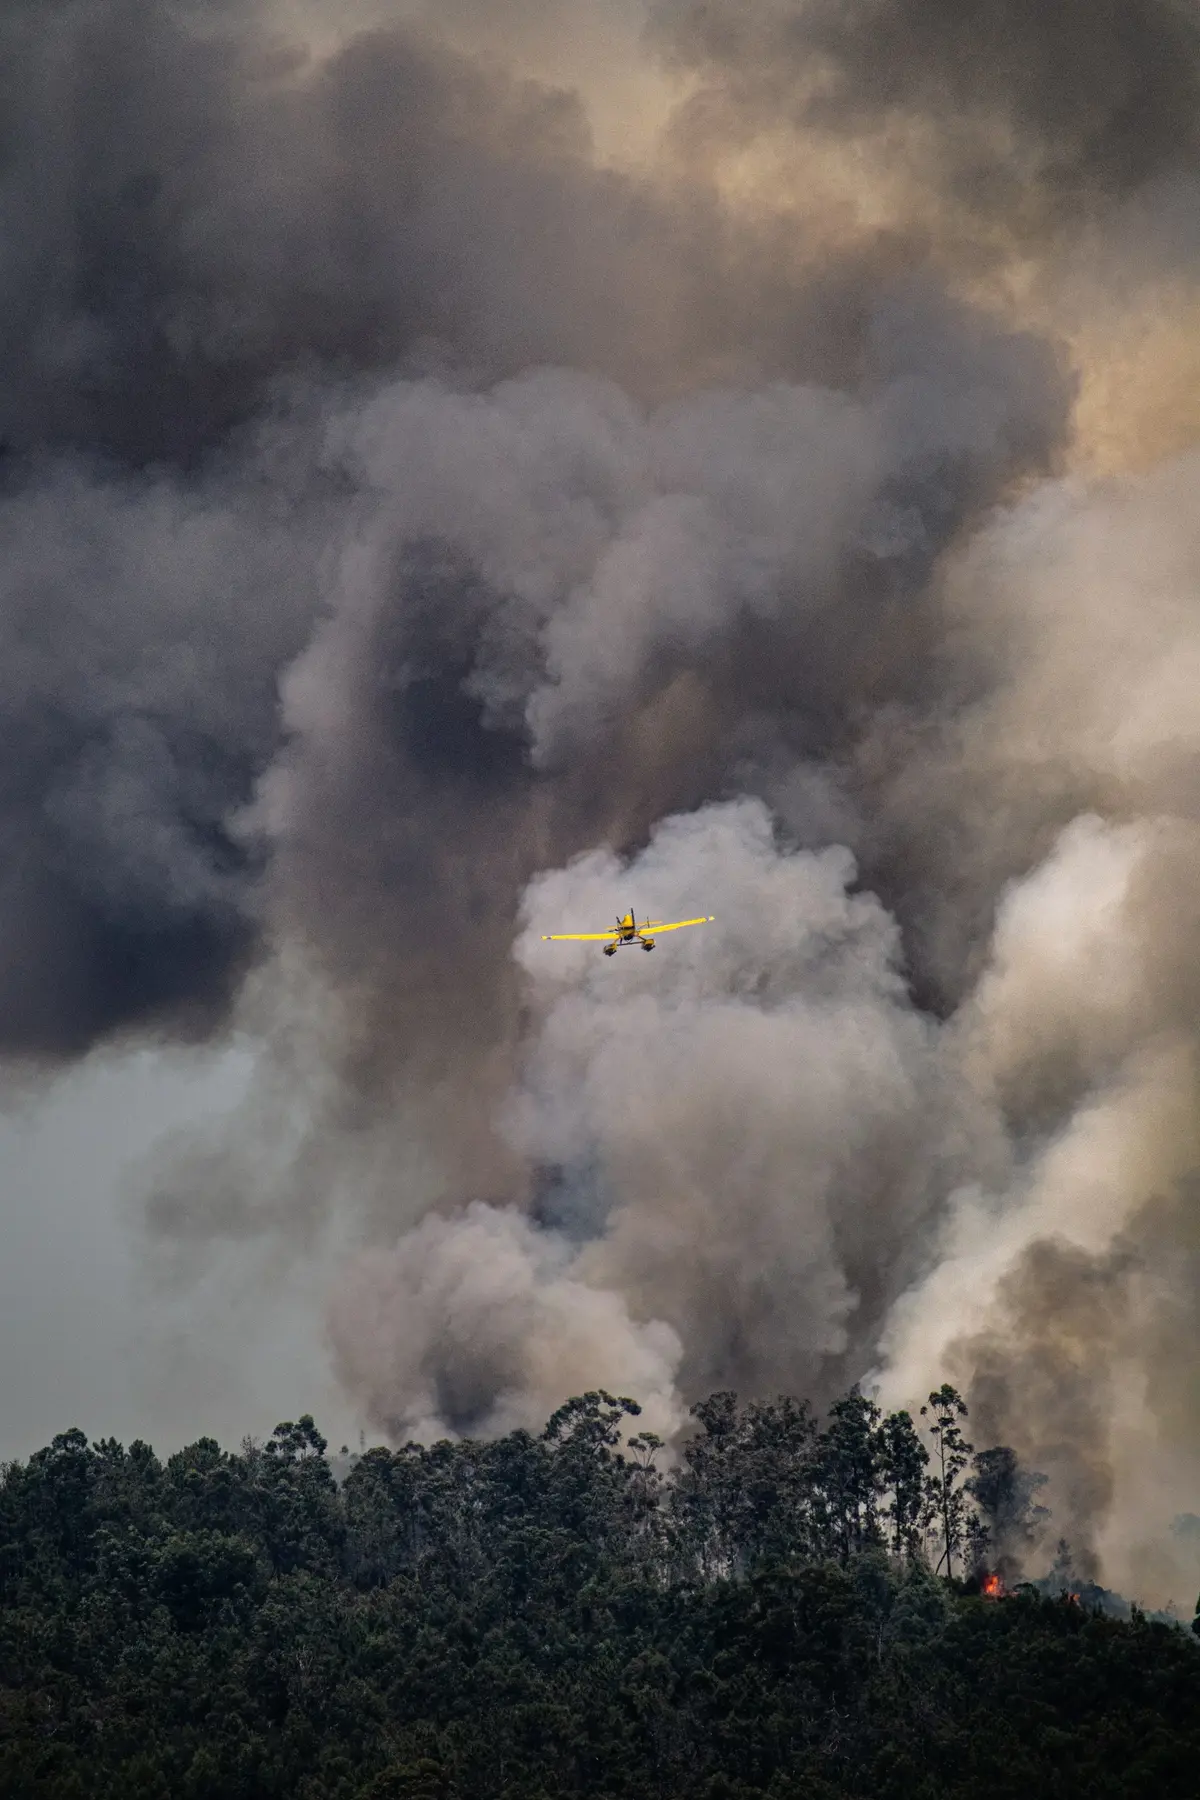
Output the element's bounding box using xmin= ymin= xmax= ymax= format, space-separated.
xmin=541 ymin=931 xmax=620 ymax=941
xmin=643 ymin=916 xmax=714 ymax=933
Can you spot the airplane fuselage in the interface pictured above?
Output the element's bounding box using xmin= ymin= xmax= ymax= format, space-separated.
xmin=605 ymin=910 xmax=655 ymax=954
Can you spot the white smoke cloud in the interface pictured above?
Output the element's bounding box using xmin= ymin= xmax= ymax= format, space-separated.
xmin=866 ymin=442 xmax=1200 ymax=1592
xmin=527 ymin=383 xmax=880 ymax=760
xmin=327 ymin=1199 xmax=683 ymax=1442
xmin=328 ymin=797 xmax=981 ymax=1439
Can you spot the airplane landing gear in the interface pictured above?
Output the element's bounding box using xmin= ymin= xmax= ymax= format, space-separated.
xmin=603 ymin=943 xmax=617 ymax=956
xmin=642 ymin=940 xmax=655 ymax=951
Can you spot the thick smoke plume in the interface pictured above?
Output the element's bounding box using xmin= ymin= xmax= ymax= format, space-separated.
xmin=9 ymin=0 xmax=1200 ymax=1601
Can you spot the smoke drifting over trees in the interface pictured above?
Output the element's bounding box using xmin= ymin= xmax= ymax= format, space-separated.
xmin=8 ymin=0 xmax=1200 ymax=1600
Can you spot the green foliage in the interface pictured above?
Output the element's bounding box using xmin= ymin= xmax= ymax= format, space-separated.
xmin=0 ymin=1389 xmax=1197 ymax=1799
xmin=876 ymin=1409 xmax=929 ymax=1563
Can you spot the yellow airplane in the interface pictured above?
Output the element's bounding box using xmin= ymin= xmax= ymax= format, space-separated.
xmin=542 ymin=909 xmax=714 ymax=956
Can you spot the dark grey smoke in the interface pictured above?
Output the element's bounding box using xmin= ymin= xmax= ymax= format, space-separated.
xmin=966 ymin=1444 xmax=1049 ymax=1583
xmin=0 ymin=441 xmax=324 ymax=1056
xmin=0 ymin=0 xmax=937 ymax=473
xmin=649 ymin=0 xmax=1200 ymax=228
xmin=953 ymin=1236 xmax=1137 ymax=1583
xmin=0 ymin=0 xmax=1045 ymax=1063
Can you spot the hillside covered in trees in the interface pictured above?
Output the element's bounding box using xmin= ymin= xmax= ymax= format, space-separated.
xmin=2 ymin=1387 xmax=1198 ymax=1799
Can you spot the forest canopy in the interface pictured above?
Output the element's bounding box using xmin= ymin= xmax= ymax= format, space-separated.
xmin=2 ymin=1386 xmax=1198 ymax=1799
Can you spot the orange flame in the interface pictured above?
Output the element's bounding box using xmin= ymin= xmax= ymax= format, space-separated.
xmin=981 ymin=1573 xmax=1003 ymax=1599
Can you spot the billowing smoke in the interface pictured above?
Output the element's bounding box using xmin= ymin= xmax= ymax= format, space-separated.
xmin=9 ymin=0 xmax=1200 ymax=1600
xmin=328 ymin=796 xmax=967 ymax=1438
xmin=328 ymin=1199 xmax=685 ymax=1444
xmin=648 ymin=0 xmax=1200 ymax=235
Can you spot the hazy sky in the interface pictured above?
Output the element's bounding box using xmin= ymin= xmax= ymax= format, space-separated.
xmin=0 ymin=1046 xmax=358 ymax=1460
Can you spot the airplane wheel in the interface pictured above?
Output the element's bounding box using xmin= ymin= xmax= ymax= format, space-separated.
xmin=643 ymin=941 xmax=654 ymax=951
xmin=604 ymin=945 xmax=617 ymax=957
